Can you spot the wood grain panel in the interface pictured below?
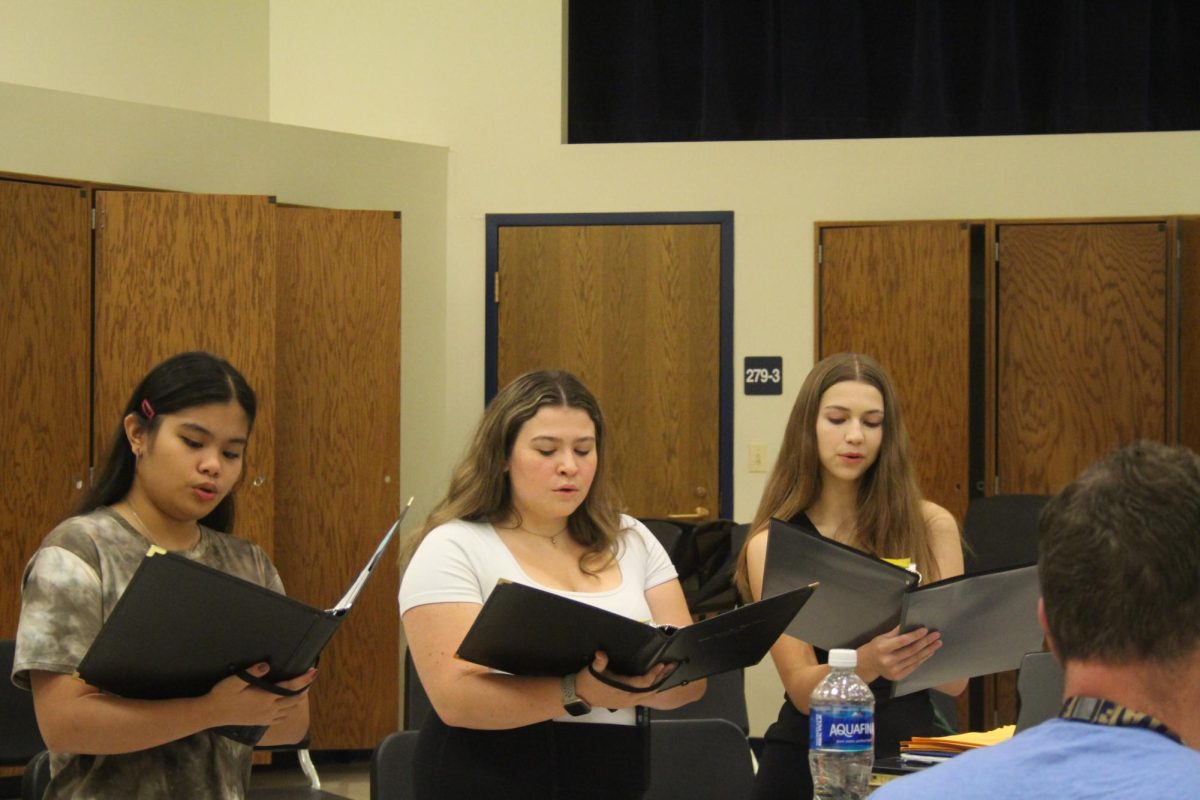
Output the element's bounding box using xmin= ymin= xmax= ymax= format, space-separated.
xmin=0 ymin=179 xmax=90 ymax=638
xmin=93 ymin=192 xmax=276 ymax=555
xmin=818 ymin=222 xmax=972 ymax=522
xmin=275 ymin=206 xmax=402 ymax=748
xmin=1180 ymin=217 xmax=1200 ymax=451
xmin=497 ymin=224 xmax=720 ymax=518
xmin=997 ymin=223 xmax=1167 ymax=494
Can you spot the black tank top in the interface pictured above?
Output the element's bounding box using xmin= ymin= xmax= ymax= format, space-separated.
xmin=761 ymin=511 xmax=943 ymax=755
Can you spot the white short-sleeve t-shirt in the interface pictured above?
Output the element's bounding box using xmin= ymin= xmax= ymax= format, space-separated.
xmin=399 ymin=514 xmax=678 ymax=724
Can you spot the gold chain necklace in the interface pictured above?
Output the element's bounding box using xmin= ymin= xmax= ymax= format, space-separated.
xmin=512 ymin=523 xmax=569 ymax=546
xmin=126 ymin=504 xmax=202 ymax=551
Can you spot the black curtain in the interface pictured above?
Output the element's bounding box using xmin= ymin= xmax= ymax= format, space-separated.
xmin=567 ymin=0 xmax=1200 ymax=143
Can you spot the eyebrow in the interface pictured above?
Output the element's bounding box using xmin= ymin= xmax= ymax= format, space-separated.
xmin=179 ymin=421 xmax=249 ymax=445
xmin=823 ymin=405 xmax=884 ymax=415
xmin=530 ymin=435 xmax=596 ymax=444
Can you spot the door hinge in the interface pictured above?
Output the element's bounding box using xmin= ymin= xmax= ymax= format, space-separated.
xmin=493 ymin=272 xmax=500 ymax=303
xmin=817 ymin=244 xmax=823 ymax=265
xmin=91 ymin=208 xmax=96 ymax=230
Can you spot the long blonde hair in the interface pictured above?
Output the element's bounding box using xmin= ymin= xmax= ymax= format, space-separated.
xmin=405 ymin=370 xmax=623 ymax=572
xmin=734 ymin=353 xmax=935 ymax=599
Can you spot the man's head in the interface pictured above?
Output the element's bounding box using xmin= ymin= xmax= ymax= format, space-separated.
xmin=1038 ymin=440 xmax=1200 ymax=666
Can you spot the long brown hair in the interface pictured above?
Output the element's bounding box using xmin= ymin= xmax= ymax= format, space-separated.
xmin=734 ymin=353 xmax=935 ymax=599
xmin=404 ymin=370 xmax=623 ymax=572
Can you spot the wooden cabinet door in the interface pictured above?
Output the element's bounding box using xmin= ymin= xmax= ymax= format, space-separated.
xmin=1180 ymin=217 xmax=1200 ymax=452
xmin=818 ymin=222 xmax=975 ymax=522
xmin=996 ymin=222 xmax=1169 ymax=494
xmin=495 ymin=222 xmax=723 ymax=520
xmin=275 ymin=205 xmax=402 ymax=748
xmin=0 ymin=179 xmax=90 ymax=638
xmin=93 ymin=191 xmax=277 ymax=554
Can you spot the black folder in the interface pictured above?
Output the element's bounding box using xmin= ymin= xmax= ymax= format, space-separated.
xmin=454 ymin=580 xmax=816 ymax=692
xmin=762 ymin=516 xmax=1043 ymax=698
xmin=762 ymin=517 xmax=918 ymax=650
xmin=75 ymin=502 xmax=411 ymax=743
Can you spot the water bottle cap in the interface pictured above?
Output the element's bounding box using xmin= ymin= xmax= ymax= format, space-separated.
xmin=828 ymin=648 xmax=857 ymax=668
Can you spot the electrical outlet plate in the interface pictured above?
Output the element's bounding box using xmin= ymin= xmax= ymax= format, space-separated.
xmin=749 ymin=443 xmax=768 ymax=472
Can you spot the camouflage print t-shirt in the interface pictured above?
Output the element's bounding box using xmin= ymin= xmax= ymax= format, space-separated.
xmin=13 ymin=507 xmax=285 ymax=800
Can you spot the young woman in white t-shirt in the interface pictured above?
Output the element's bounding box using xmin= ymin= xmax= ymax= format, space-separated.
xmin=400 ymin=370 xmax=704 ymax=799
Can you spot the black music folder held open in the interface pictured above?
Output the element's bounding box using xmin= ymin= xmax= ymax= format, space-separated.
xmin=75 ymin=500 xmax=411 ymax=743
xmin=455 ymin=580 xmax=817 ymax=692
xmin=761 ymin=516 xmax=1043 ymax=698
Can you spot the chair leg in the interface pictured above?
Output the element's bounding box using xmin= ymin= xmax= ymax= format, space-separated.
xmin=297 ymin=749 xmax=322 ymax=790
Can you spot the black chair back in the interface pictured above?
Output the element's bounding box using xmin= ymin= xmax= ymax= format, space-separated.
xmin=1 ymin=640 xmax=47 ymax=766
xmin=962 ymin=495 xmax=1050 ymax=573
xmin=638 ymin=519 xmax=688 ymax=565
xmin=402 ymin=650 xmax=432 ymax=730
xmin=644 ymin=718 xmax=754 ymax=800
xmin=650 ymin=668 xmax=749 ymax=734
xmin=369 ymin=730 xmax=419 ymax=800
xmin=1015 ymin=650 xmax=1065 ymax=733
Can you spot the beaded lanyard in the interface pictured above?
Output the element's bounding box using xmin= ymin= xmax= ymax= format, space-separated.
xmin=1058 ymin=696 xmax=1183 ymax=745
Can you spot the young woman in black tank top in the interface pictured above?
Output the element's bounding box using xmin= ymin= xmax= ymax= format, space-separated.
xmin=734 ymin=353 xmax=967 ymax=799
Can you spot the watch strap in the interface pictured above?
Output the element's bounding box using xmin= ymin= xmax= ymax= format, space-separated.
xmin=561 ymin=672 xmax=592 ymax=715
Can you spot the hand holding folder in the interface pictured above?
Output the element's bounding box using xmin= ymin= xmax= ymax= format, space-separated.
xmin=454 ymin=580 xmax=817 ymax=692
xmin=75 ymin=500 xmax=412 ymax=744
xmin=762 ymin=516 xmax=1043 ymax=697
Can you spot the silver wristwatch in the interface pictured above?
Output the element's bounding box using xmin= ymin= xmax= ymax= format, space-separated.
xmin=561 ymin=672 xmax=592 ymax=716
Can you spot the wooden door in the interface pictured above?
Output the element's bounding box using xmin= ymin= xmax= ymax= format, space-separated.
xmin=1180 ymin=217 xmax=1200 ymax=452
xmin=275 ymin=206 xmax=402 ymax=748
xmin=0 ymin=179 xmax=90 ymax=638
xmin=93 ymin=192 xmax=277 ymax=554
xmin=818 ymin=222 xmax=975 ymax=522
xmin=996 ymin=222 xmax=1169 ymax=494
xmin=495 ymin=222 xmax=722 ymax=520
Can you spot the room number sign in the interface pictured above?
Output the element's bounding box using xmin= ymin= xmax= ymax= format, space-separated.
xmin=744 ymin=356 xmax=783 ymax=395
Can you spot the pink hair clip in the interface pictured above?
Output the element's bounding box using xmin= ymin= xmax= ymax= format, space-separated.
xmin=140 ymin=399 xmax=156 ymax=421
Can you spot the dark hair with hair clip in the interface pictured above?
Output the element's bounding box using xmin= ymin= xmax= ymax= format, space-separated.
xmin=78 ymin=351 xmax=257 ymax=533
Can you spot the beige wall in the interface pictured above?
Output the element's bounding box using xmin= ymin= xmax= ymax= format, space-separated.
xmin=0 ymin=0 xmax=271 ymax=119
xmin=7 ymin=0 xmax=1200 ymax=736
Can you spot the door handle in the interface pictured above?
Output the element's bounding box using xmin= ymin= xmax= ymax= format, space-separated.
xmin=667 ymin=506 xmax=710 ymax=520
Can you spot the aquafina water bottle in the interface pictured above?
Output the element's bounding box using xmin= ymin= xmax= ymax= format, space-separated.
xmin=809 ymin=648 xmax=875 ymax=799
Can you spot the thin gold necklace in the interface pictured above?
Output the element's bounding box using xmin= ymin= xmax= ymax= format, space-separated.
xmin=511 ymin=523 xmax=569 ymax=546
xmin=126 ymin=504 xmax=202 ymax=551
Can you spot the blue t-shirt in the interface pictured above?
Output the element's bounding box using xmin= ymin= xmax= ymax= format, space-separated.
xmin=871 ymin=718 xmax=1200 ymax=800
